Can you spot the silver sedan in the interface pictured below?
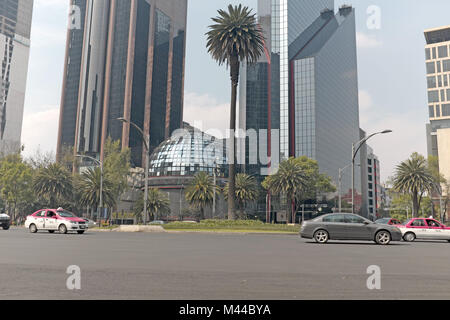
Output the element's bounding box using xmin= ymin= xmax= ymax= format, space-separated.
xmin=300 ymin=213 xmax=403 ymax=245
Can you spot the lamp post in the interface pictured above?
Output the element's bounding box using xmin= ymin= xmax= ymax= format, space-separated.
xmin=351 ymin=130 xmax=392 ymax=214
xmin=212 ymin=157 xmax=220 ymax=218
xmin=117 ymin=117 xmax=150 ymax=224
xmin=75 ymin=155 xmax=103 ymax=224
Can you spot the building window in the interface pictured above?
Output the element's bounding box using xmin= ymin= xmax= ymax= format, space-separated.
xmin=438 ymin=75 xmax=443 ymax=87
xmin=443 ymin=59 xmax=450 ymax=72
xmin=442 ymin=89 xmax=446 ymax=101
xmin=426 ymin=48 xmax=431 ymax=60
xmin=369 ymin=183 xmax=373 ymax=190
xmin=368 ymin=159 xmax=372 ymax=165
xmin=439 ymin=45 xmax=448 ymax=58
xmin=427 ymin=76 xmax=437 ymax=88
xmin=433 ymin=47 xmax=437 ymax=59
xmin=436 ymin=105 xmax=441 ymax=117
xmin=445 ymin=74 xmax=449 ymax=87
xmin=442 ymin=104 xmax=450 ymax=117
xmin=437 ymin=61 xmax=442 ymax=73
xmin=428 ymin=90 xmax=439 ymax=103
xmin=427 ymin=62 xmax=436 ymax=74
xmin=429 ymin=105 xmax=435 ymax=118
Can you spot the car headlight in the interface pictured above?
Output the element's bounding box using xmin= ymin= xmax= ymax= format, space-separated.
xmin=71 ymin=221 xmax=78 ymax=225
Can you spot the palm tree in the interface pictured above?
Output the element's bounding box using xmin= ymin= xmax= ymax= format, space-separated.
xmin=134 ymin=188 xmax=171 ymax=222
xmin=185 ymin=172 xmax=216 ymax=220
xmin=77 ymin=167 xmax=116 ymax=220
xmin=33 ymin=163 xmax=73 ymax=208
xmin=393 ymin=153 xmax=434 ymax=217
xmin=224 ymin=173 xmax=259 ymax=219
xmin=206 ymin=4 xmax=265 ymax=220
xmin=263 ymin=158 xmax=308 ymax=223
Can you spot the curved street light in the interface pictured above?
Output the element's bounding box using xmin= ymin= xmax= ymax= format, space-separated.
xmin=75 ymin=154 xmax=103 ymax=224
xmin=351 ymin=130 xmax=393 ymax=214
xmin=117 ymin=117 xmax=150 ymax=224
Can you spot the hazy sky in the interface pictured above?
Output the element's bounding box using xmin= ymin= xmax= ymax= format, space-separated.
xmin=22 ymin=0 xmax=450 ymax=182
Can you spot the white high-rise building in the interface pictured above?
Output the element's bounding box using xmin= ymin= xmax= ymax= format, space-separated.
xmin=0 ymin=0 xmax=33 ymax=154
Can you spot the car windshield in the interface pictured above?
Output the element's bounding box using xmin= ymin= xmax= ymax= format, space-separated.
xmin=57 ymin=210 xmax=76 ymax=218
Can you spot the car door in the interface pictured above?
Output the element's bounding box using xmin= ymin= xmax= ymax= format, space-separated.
xmin=33 ymin=210 xmax=46 ymax=229
xmin=409 ymin=219 xmax=428 ymax=239
xmin=344 ymin=214 xmax=372 ymax=240
xmin=44 ymin=210 xmax=58 ymax=230
xmin=425 ymin=219 xmax=446 ymax=240
xmin=323 ymin=214 xmax=347 ymax=239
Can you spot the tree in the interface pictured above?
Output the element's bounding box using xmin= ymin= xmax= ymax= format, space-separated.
xmin=393 ymin=153 xmax=434 ymax=217
xmin=185 ymin=172 xmax=216 ymax=220
xmin=0 ymin=154 xmax=34 ymax=222
xmin=224 ymin=173 xmax=259 ymax=219
xmin=134 ymin=188 xmax=171 ymax=222
xmin=77 ymin=167 xmax=116 ymax=219
xmin=292 ymin=156 xmax=336 ymax=204
xmin=263 ymin=158 xmax=308 ymax=223
xmin=428 ymin=155 xmax=448 ymax=221
xmin=33 ymin=162 xmax=73 ymax=208
xmin=206 ymin=4 xmax=265 ymax=220
xmin=103 ymin=138 xmax=131 ymax=199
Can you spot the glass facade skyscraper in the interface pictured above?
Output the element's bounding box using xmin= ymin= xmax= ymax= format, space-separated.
xmin=0 ymin=0 xmax=33 ymax=154
xmin=239 ymin=2 xmax=363 ymax=213
xmin=57 ymin=0 xmax=187 ymax=168
xmin=424 ymin=25 xmax=450 ymax=186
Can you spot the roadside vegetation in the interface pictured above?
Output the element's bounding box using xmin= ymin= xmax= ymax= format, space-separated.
xmin=163 ymin=219 xmax=300 ymax=233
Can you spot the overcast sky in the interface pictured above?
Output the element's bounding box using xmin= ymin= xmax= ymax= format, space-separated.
xmin=22 ymin=0 xmax=450 ymax=183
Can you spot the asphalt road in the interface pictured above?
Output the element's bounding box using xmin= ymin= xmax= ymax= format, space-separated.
xmin=1 ymin=227 xmax=450 ymax=300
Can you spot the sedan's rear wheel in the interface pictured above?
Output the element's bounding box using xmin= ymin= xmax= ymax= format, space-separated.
xmin=375 ymin=230 xmax=391 ymax=245
xmin=2 ymin=225 xmax=9 ymax=230
xmin=29 ymin=224 xmax=37 ymax=233
xmin=314 ymin=230 xmax=329 ymax=244
xmin=58 ymin=224 xmax=68 ymax=234
xmin=404 ymin=232 xmax=416 ymax=242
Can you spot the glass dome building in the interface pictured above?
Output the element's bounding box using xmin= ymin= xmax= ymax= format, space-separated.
xmin=147 ymin=123 xmax=229 ymax=220
xmin=149 ymin=123 xmax=228 ymax=177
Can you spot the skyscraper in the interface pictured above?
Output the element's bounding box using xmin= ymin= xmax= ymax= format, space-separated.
xmin=57 ymin=0 xmax=187 ymax=168
xmin=0 ymin=0 xmax=33 ymax=154
xmin=424 ymin=26 xmax=450 ymax=184
xmin=239 ymin=1 xmax=362 ymax=212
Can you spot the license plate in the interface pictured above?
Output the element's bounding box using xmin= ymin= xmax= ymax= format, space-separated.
xmin=80 ymin=226 xmax=85 ymax=229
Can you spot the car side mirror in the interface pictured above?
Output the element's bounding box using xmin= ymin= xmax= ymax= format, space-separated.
xmin=364 ymin=221 xmax=370 ymax=225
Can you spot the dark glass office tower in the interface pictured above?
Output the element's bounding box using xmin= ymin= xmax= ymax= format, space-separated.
xmin=0 ymin=0 xmax=33 ymax=154
xmin=57 ymin=0 xmax=188 ymax=168
xmin=239 ymin=1 xmax=363 ymax=214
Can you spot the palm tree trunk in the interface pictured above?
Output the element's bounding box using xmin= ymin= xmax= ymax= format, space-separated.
xmin=228 ymin=54 xmax=240 ymax=221
xmin=412 ymin=192 xmax=419 ymax=217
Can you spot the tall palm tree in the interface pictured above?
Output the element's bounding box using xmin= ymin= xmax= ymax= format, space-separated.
xmin=33 ymin=163 xmax=73 ymax=208
xmin=224 ymin=173 xmax=259 ymax=219
xmin=263 ymin=158 xmax=308 ymax=223
xmin=185 ymin=172 xmax=216 ymax=220
xmin=77 ymin=167 xmax=116 ymax=220
xmin=393 ymin=153 xmax=434 ymax=217
xmin=206 ymin=4 xmax=265 ymax=220
xmin=134 ymin=188 xmax=171 ymax=222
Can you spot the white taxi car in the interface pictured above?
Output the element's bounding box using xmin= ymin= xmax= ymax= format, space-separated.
xmin=397 ymin=218 xmax=450 ymax=242
xmin=25 ymin=208 xmax=88 ymax=234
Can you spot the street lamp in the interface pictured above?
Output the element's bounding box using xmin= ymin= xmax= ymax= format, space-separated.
xmin=75 ymin=155 xmax=103 ymax=224
xmin=212 ymin=157 xmax=220 ymax=218
xmin=351 ymin=130 xmax=392 ymax=214
xmin=338 ymin=163 xmax=352 ymax=213
xmin=117 ymin=117 xmax=150 ymax=224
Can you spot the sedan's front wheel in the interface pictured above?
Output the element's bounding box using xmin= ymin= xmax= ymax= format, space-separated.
xmin=375 ymin=230 xmax=391 ymax=245
xmin=29 ymin=224 xmax=37 ymax=233
xmin=314 ymin=230 xmax=329 ymax=244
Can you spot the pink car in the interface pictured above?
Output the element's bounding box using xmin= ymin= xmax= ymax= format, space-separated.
xmin=397 ymin=218 xmax=450 ymax=242
xmin=25 ymin=208 xmax=88 ymax=234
